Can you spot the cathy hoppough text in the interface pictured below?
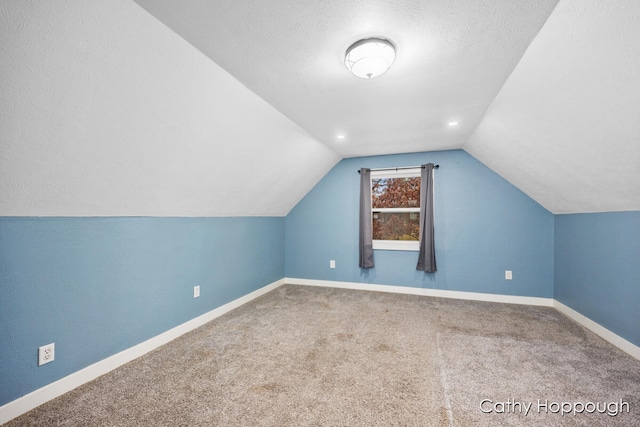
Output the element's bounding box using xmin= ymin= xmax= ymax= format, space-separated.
xmin=480 ymin=399 xmax=630 ymax=417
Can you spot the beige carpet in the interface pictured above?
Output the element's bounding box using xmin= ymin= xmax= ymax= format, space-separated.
xmin=7 ymin=284 xmax=640 ymax=426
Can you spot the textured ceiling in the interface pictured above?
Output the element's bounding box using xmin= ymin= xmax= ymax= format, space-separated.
xmin=0 ymin=0 xmax=339 ymax=216
xmin=133 ymin=0 xmax=559 ymax=157
xmin=465 ymin=0 xmax=640 ymax=213
xmin=2 ymin=0 xmax=638 ymax=216
xmin=134 ymin=0 xmax=639 ymax=214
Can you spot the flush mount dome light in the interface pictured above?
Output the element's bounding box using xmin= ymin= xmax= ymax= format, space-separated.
xmin=345 ymin=37 xmax=396 ymax=79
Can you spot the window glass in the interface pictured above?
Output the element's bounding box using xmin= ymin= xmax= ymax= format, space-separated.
xmin=372 ymin=177 xmax=420 ymax=209
xmin=372 ymin=211 xmax=420 ymax=241
xmin=370 ymin=170 xmax=421 ymax=251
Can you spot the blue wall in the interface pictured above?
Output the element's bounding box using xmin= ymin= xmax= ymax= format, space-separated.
xmin=285 ymin=150 xmax=554 ymax=297
xmin=3 ymin=151 xmax=636 ymax=410
xmin=555 ymin=212 xmax=640 ymax=347
xmin=0 ymin=216 xmax=284 ymax=406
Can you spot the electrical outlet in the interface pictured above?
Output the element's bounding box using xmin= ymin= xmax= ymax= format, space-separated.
xmin=38 ymin=343 xmax=55 ymax=366
xmin=193 ymin=285 xmax=200 ymax=298
xmin=505 ymin=270 xmax=513 ymax=280
xmin=330 ymin=260 xmax=336 ymax=269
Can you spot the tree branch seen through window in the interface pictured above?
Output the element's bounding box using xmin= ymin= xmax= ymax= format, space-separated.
xmin=372 ymin=177 xmax=421 ymax=241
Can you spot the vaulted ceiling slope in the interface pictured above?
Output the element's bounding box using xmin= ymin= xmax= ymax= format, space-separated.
xmin=134 ymin=0 xmax=639 ymax=215
xmin=2 ymin=1 xmax=638 ymax=217
xmin=465 ymin=0 xmax=640 ymax=214
xmin=0 ymin=1 xmax=339 ymax=217
xmin=133 ymin=0 xmax=559 ymax=158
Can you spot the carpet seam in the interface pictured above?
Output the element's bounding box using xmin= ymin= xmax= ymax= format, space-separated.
xmin=436 ymin=332 xmax=455 ymax=427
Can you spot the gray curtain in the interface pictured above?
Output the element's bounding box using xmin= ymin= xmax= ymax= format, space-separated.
xmin=417 ymin=163 xmax=437 ymax=272
xmin=359 ymin=168 xmax=374 ymax=268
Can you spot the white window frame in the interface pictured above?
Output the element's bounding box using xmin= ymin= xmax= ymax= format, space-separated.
xmin=371 ymin=168 xmax=421 ymax=251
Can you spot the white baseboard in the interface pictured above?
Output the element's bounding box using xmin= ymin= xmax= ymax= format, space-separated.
xmin=553 ymin=300 xmax=640 ymax=360
xmin=287 ymin=278 xmax=639 ymax=361
xmin=285 ymin=277 xmax=555 ymax=307
xmin=284 ymin=277 xmax=640 ymax=360
xmin=4 ymin=277 xmax=638 ymax=424
xmin=0 ymin=278 xmax=285 ymax=425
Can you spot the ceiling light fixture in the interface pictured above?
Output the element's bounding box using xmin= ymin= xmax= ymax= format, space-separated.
xmin=344 ymin=38 xmax=396 ymax=79
xmin=448 ymin=121 xmax=459 ymax=127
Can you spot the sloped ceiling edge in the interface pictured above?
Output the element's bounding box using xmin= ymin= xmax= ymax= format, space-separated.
xmin=464 ymin=0 xmax=640 ymax=214
xmin=0 ymin=0 xmax=340 ymax=217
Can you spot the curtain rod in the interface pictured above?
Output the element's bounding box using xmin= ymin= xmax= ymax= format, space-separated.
xmin=357 ymin=164 xmax=439 ymax=174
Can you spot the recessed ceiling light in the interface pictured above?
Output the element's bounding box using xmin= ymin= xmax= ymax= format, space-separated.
xmin=344 ymin=38 xmax=396 ymax=79
xmin=448 ymin=121 xmax=459 ymax=127
xmin=336 ymin=134 xmax=346 ymax=140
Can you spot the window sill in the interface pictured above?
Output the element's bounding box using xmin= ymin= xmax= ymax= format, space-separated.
xmin=373 ymin=240 xmax=419 ymax=251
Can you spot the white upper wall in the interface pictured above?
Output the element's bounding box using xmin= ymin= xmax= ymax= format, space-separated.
xmin=464 ymin=0 xmax=640 ymax=214
xmin=2 ymin=0 xmax=638 ymax=217
xmin=0 ymin=0 xmax=339 ymax=217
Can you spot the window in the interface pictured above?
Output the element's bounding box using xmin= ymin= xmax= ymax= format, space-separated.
xmin=371 ymin=168 xmax=421 ymax=251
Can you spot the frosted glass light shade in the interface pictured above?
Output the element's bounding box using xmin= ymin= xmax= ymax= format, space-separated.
xmin=345 ymin=38 xmax=396 ymax=79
